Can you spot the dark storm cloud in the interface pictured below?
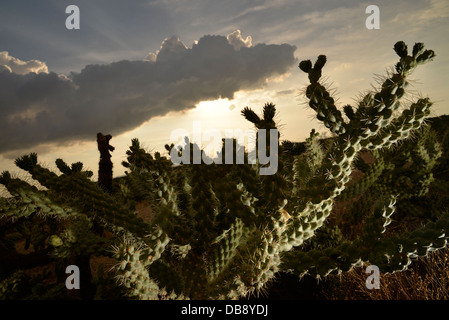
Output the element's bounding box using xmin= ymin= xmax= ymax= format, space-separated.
xmin=0 ymin=33 xmax=296 ymax=153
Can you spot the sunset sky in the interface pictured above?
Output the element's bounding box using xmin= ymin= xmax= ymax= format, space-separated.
xmin=0 ymin=0 xmax=448 ymax=182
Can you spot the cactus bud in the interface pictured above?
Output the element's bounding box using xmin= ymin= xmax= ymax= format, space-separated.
xmin=412 ymin=42 xmax=425 ymax=58
xmin=394 ymin=41 xmax=408 ymax=58
xmin=299 ymin=60 xmax=312 ymax=73
xmin=314 ymin=55 xmax=327 ymax=70
xmin=416 ymin=50 xmax=435 ymax=63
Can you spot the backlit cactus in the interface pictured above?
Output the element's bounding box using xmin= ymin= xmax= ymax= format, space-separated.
xmin=0 ymin=41 xmax=447 ymax=300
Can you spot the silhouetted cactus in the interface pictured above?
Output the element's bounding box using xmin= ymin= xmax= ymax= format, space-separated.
xmin=0 ymin=41 xmax=447 ymax=300
xmin=97 ymin=132 xmax=115 ymax=193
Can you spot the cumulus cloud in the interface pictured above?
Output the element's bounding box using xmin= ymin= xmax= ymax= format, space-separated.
xmin=226 ymin=30 xmax=252 ymax=50
xmin=0 ymin=31 xmax=296 ymax=154
xmin=0 ymin=51 xmax=48 ymax=75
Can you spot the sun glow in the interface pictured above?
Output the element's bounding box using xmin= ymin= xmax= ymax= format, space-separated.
xmin=192 ymin=98 xmax=235 ymax=119
xmin=175 ymin=97 xmax=259 ymax=158
xmin=187 ymin=97 xmax=252 ymax=136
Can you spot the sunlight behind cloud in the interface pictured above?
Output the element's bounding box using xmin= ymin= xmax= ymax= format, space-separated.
xmin=193 ymin=98 xmax=235 ymax=120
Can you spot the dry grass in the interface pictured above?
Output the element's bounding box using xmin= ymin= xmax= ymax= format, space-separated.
xmin=321 ymin=247 xmax=449 ymax=300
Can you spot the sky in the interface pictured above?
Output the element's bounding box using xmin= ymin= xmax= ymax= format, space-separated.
xmin=0 ymin=0 xmax=448 ymax=185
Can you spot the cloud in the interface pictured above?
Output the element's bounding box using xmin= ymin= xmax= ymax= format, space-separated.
xmin=144 ymin=52 xmax=157 ymax=62
xmin=276 ymin=89 xmax=294 ymax=96
xmin=0 ymin=51 xmax=49 ymax=75
xmin=392 ymin=0 xmax=449 ymax=26
xmin=0 ymin=31 xmax=296 ymax=154
xmin=0 ymin=65 xmax=12 ymax=73
xmin=226 ymin=30 xmax=252 ymax=50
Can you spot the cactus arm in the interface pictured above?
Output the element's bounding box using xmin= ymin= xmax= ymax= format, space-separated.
xmin=13 ymin=154 xmax=151 ymax=238
xmin=338 ymin=156 xmax=392 ymax=201
xmin=300 ymin=55 xmax=346 ymax=135
xmin=0 ymin=171 xmax=79 ymax=219
xmin=112 ymin=226 xmax=170 ymax=299
xmin=207 ymin=218 xmax=245 ymax=282
xmin=282 ymin=210 xmax=449 ymax=278
xmin=362 ymin=98 xmax=433 ymax=150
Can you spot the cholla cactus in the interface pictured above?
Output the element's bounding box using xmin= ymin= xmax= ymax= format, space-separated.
xmin=282 ymin=41 xmax=446 ymax=277
xmin=0 ymin=41 xmax=447 ymax=300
